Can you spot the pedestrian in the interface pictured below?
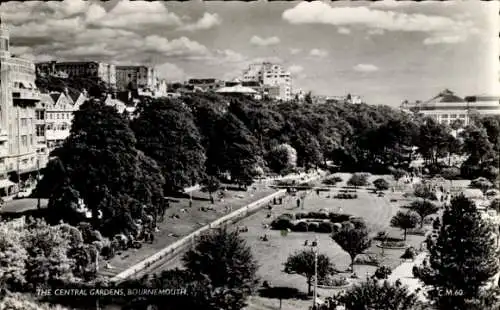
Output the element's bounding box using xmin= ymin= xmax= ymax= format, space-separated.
xmin=316 ymin=188 xmax=320 ymax=196
xmin=296 ymin=198 xmax=301 ymax=209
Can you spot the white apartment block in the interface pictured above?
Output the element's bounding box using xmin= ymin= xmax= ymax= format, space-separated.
xmin=401 ymin=89 xmax=500 ymax=127
xmin=242 ymin=62 xmax=292 ymax=101
xmin=0 ymin=19 xmax=45 ymax=196
xmin=116 ymin=65 xmax=157 ymax=92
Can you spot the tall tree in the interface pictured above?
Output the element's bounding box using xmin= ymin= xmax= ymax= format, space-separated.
xmin=416 ymin=195 xmax=499 ymax=309
xmin=334 ymin=279 xmax=419 ymax=310
xmin=390 ymin=211 xmax=419 ymax=241
xmin=417 ymin=118 xmax=453 ymax=165
xmin=132 ymin=98 xmax=206 ymax=193
xmin=332 ymin=225 xmax=371 ymax=273
xmin=408 ymin=200 xmax=439 ymax=228
xmin=283 ymin=249 xmax=336 ymax=295
xmin=182 ymin=227 xmax=259 ymax=310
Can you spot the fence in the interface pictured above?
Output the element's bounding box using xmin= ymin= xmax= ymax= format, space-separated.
xmin=110 ymin=189 xmax=287 ymax=283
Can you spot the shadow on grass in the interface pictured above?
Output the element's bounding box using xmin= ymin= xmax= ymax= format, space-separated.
xmin=258 ymin=286 xmax=309 ymax=301
xmin=166 ymin=192 xmax=210 ymax=202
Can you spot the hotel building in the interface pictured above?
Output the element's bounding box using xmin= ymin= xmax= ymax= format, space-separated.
xmin=0 ymin=18 xmax=45 ymax=196
xmin=241 ymin=62 xmax=292 ymax=101
xmin=36 ymin=60 xmax=117 ymax=88
xmin=401 ymin=89 xmax=500 ymax=126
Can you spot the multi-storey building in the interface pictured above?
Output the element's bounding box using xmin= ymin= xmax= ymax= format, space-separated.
xmin=36 ymin=61 xmax=116 ymax=88
xmin=0 ymin=19 xmax=45 ymax=197
xmin=116 ymin=65 xmax=157 ymax=92
xmin=241 ymin=62 xmax=292 ymax=101
xmin=401 ymin=89 xmax=500 ymax=126
xmin=187 ymin=78 xmax=225 ymax=92
xmin=35 ymin=89 xmax=85 ymax=152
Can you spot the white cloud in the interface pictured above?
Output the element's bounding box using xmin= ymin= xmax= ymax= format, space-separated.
xmin=423 ymin=35 xmax=466 ymax=45
xmin=156 ymin=62 xmax=187 ymax=81
xmin=370 ymin=1 xmax=456 ymax=8
xmin=282 ymin=2 xmax=477 ymax=44
xmin=338 ymin=27 xmax=351 ymax=35
xmin=288 ymin=65 xmax=304 ymax=74
xmin=367 ymin=28 xmax=385 ymax=36
xmin=309 ymin=49 xmax=329 ymax=58
xmin=250 ymin=35 xmax=281 ymax=46
xmin=290 ymin=48 xmax=302 ymax=55
xmin=178 ymin=13 xmax=222 ymax=31
xmin=353 ymin=64 xmax=379 ymax=72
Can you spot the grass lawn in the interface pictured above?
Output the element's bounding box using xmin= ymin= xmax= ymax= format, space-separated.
xmin=99 ymin=182 xmax=277 ymax=278
xmin=243 ymin=173 xmax=432 ymax=310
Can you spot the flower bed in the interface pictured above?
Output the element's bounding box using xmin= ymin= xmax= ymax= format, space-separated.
xmin=334 ymin=193 xmax=358 ymax=199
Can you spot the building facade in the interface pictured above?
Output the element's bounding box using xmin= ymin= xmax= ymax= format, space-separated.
xmin=401 ymin=90 xmax=500 ymax=126
xmin=241 ymin=62 xmax=292 ymax=101
xmin=36 ymin=61 xmax=117 ymax=88
xmin=116 ymin=66 xmax=157 ymax=92
xmin=0 ymin=19 xmax=45 ymax=196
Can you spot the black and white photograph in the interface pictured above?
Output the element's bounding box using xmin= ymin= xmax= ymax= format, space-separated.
xmin=0 ymin=1 xmax=498 ymax=309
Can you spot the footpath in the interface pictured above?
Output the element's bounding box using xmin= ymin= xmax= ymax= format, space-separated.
xmin=109 ymin=172 xmax=324 ymax=283
xmin=387 ymin=252 xmax=428 ymax=302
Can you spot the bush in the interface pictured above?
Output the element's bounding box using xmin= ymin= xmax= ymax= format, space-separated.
xmin=295 ymin=212 xmax=307 ymax=220
xmin=329 ymin=213 xmax=352 ymax=223
xmin=401 ymin=247 xmax=417 ymax=260
xmin=271 ymin=218 xmax=293 ymax=230
xmin=307 ymin=222 xmax=320 ymax=232
xmin=294 ymin=221 xmax=309 ymax=232
xmin=432 ymin=217 xmax=441 ymax=230
xmin=278 ymin=213 xmax=294 ymax=221
xmin=323 ymin=178 xmax=339 ymax=186
xmin=382 ymin=240 xmax=406 ymax=248
xmin=407 ymin=228 xmax=427 ymax=236
xmin=319 ymin=276 xmax=348 ymax=287
xmin=374 ymin=266 xmax=392 ymax=279
xmin=375 ymin=231 xmax=387 ymax=241
xmin=335 ymin=193 xmax=358 ymax=199
xmin=354 ymin=254 xmax=380 ymax=267
xmin=347 ymin=173 xmax=369 ymax=187
xmin=373 ymin=178 xmax=390 ymax=191
xmin=317 ymin=222 xmax=334 ymax=233
xmin=306 ymin=212 xmax=329 ymax=219
xmin=412 ymin=266 xmax=420 ymax=278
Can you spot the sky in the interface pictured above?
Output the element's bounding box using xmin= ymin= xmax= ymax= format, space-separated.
xmin=1 ymin=0 xmax=498 ymax=106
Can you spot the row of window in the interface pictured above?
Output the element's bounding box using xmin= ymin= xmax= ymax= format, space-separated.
xmin=45 ymin=112 xmax=72 ymax=120
xmin=21 ymin=135 xmax=34 ymax=147
xmin=440 ymin=114 xmax=467 ymax=119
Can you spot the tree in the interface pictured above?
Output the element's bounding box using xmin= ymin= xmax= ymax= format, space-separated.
xmin=413 ymin=183 xmax=435 ymax=201
xmin=202 ymin=176 xmax=220 ymax=204
xmin=390 ymin=211 xmax=419 ymax=241
xmin=335 ymin=279 xmax=419 ymax=310
xmin=347 ymin=173 xmax=369 ymax=188
xmin=0 ymin=224 xmax=28 ymax=290
xmin=332 ymin=225 xmax=371 ymax=273
xmin=373 ymin=178 xmax=390 ymax=191
xmin=182 ymin=227 xmax=258 ymax=310
xmin=408 ymin=200 xmax=439 ymax=228
xmin=267 ymin=143 xmax=298 ymax=174
xmin=132 ymin=98 xmax=206 ymax=193
xmin=415 ymin=195 xmax=500 ymax=309
xmin=283 ymin=249 xmax=336 ymax=295
xmin=0 ymin=293 xmax=70 ymax=310
xmin=304 ymin=91 xmax=313 ymax=104
xmin=417 ymin=118 xmax=453 ymax=166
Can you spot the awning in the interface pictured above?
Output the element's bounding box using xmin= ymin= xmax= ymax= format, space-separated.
xmin=0 ymin=179 xmax=15 ymax=189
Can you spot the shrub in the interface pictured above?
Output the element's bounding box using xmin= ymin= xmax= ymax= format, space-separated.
xmin=412 ymin=266 xmax=420 ymax=278
xmin=307 ymin=222 xmax=320 ymax=232
xmin=323 ymin=178 xmax=339 ymax=186
xmin=373 ymin=178 xmax=390 ymax=191
xmin=382 ymin=240 xmax=406 ymax=248
xmin=375 ymin=231 xmax=387 ymax=241
xmin=271 ymin=218 xmax=292 ymax=230
xmin=432 ymin=217 xmax=441 ymax=230
xmin=295 ymin=212 xmax=307 ymax=220
xmin=401 ymin=247 xmax=417 ymax=260
xmin=320 ymin=276 xmax=348 ymax=287
xmin=347 ymin=173 xmax=369 ymax=187
xmin=294 ymin=221 xmax=309 ymax=232
xmin=335 ymin=193 xmax=358 ymax=199
xmin=279 ymin=213 xmax=294 ymax=220
xmin=329 ymin=213 xmax=352 ymax=223
xmin=374 ymin=266 xmax=392 ymax=279
xmin=306 ymin=212 xmax=329 ymax=219
xmin=317 ymin=222 xmax=334 ymax=233
xmin=354 ymin=254 xmax=380 ymax=267
xmin=407 ymin=228 xmax=427 ymax=236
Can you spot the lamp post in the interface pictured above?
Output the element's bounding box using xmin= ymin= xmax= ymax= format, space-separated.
xmin=311 ymin=236 xmax=318 ymax=310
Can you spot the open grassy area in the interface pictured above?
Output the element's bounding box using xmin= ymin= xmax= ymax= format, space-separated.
xmin=243 ymin=173 xmax=433 ymax=310
xmin=99 ymin=182 xmax=277 ymax=278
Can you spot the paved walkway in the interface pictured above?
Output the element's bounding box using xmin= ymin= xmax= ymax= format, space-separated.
xmin=387 ymin=252 xmax=428 ymax=302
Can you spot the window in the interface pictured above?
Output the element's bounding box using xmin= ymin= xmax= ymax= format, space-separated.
xmin=21 ymin=135 xmax=27 ymax=147
xmin=459 ymin=114 xmax=466 ymax=118
xmin=450 ymin=114 xmax=457 ymax=119
xmin=21 ymin=118 xmax=28 ymax=127
xmin=30 ymin=134 xmax=33 ymax=145
xmin=56 ymin=113 xmax=60 ymax=119
xmin=36 ymin=110 xmax=45 ymax=120
xmin=441 ymin=114 xmax=449 ymax=118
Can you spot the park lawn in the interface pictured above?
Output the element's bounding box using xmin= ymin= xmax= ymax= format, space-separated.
xmin=99 ymin=184 xmax=277 ymax=277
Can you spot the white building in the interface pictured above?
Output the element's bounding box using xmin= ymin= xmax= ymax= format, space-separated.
xmin=401 ymin=89 xmax=500 ymax=127
xmin=0 ymin=18 xmax=44 ymax=197
xmin=116 ymin=65 xmax=157 ymax=92
xmin=241 ymin=62 xmax=292 ymax=101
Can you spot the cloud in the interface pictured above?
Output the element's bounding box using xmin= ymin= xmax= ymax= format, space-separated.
xmin=370 ymin=1 xmax=456 ymax=8
xmin=338 ymin=27 xmax=351 ymax=35
xmin=156 ymin=62 xmax=187 ymax=81
xmin=290 ymin=48 xmax=302 ymax=55
xmin=309 ymin=49 xmax=329 ymax=58
xmin=288 ymin=65 xmax=304 ymax=74
xmin=353 ymin=64 xmax=379 ymax=72
xmin=282 ymin=2 xmax=477 ymax=44
xmin=250 ymin=35 xmax=281 ymax=46
xmin=178 ymin=13 xmax=222 ymax=31
xmin=367 ymin=28 xmax=385 ymax=36
xmin=423 ymin=35 xmax=466 ymax=45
